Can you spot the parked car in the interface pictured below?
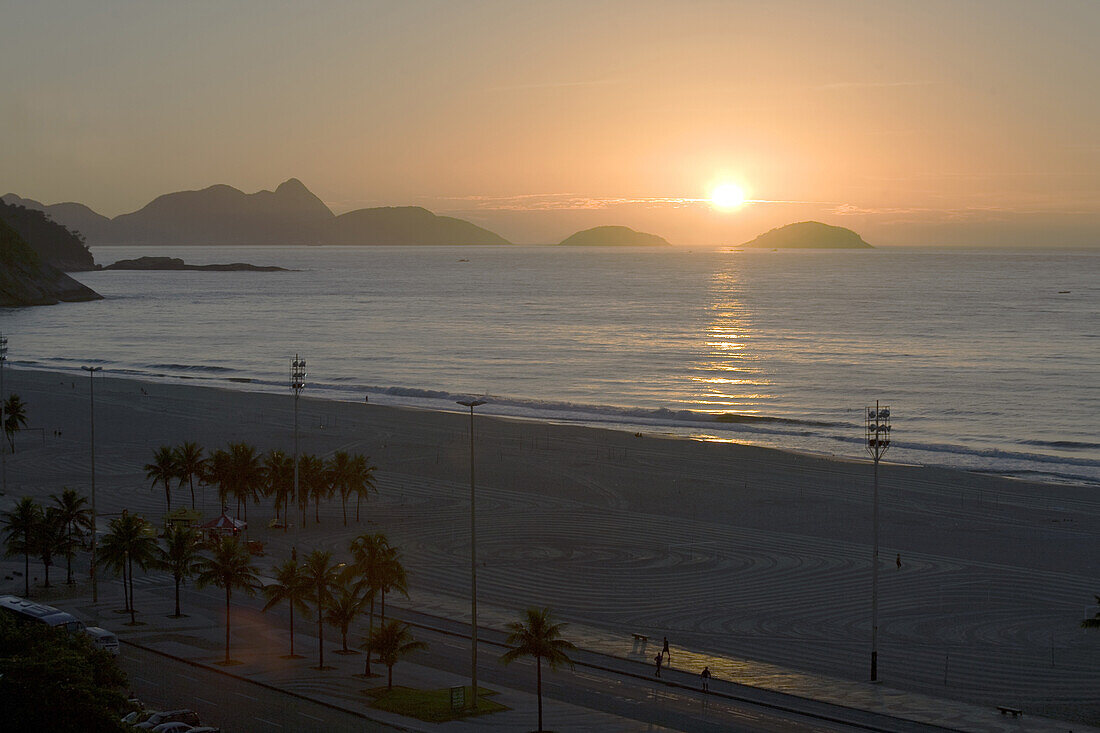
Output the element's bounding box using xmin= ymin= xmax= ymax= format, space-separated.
xmin=152 ymin=724 xmax=194 ymax=733
xmin=134 ymin=710 xmax=201 ymax=729
xmin=188 ymin=728 xmax=221 ymax=733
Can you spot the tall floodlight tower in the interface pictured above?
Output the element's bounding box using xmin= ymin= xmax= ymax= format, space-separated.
xmin=291 ymin=355 xmax=307 ymax=530
xmin=866 ymin=400 xmax=891 ymax=682
xmin=82 ymin=365 xmax=103 ymax=602
xmin=0 ymin=332 xmax=7 ymax=495
xmin=457 ymin=397 xmax=487 ymax=709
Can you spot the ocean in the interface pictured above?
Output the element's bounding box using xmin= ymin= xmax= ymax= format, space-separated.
xmin=3 ymin=245 xmax=1098 ymax=484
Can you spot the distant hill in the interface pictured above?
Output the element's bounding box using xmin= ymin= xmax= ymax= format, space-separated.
xmin=558 ymin=225 xmax=671 ymax=246
xmin=108 ymin=178 xmax=334 ymax=245
xmin=1 ymin=193 xmax=113 ymax=244
xmin=3 ymin=179 xmax=512 ymax=246
xmin=329 ymin=206 xmax=509 ymax=245
xmin=0 ymin=217 xmax=101 ymax=307
xmin=742 ymin=221 xmax=872 ymax=249
xmin=0 ymin=199 xmax=96 ymax=270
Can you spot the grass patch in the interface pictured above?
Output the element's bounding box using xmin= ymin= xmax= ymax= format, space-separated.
xmin=364 ymin=685 xmax=508 ymax=723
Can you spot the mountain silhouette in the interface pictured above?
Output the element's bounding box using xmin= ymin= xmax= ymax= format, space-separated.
xmin=5 ymin=179 xmax=511 ymax=246
xmin=558 ymin=225 xmax=671 ymax=246
xmin=742 ymin=221 xmax=873 ymax=248
xmin=0 ymin=216 xmax=101 ymax=306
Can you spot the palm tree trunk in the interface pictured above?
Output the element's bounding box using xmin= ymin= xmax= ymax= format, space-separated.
xmin=174 ymin=575 xmax=181 ymax=616
xmin=224 ymin=585 xmax=231 ymax=664
xmin=342 ymin=493 xmax=347 ymax=527
xmin=317 ymin=587 xmax=325 ymax=668
xmin=23 ymin=547 xmax=29 ymax=596
xmin=537 ymin=657 xmax=543 ymax=731
xmin=356 ymin=494 xmax=361 ymax=522
xmin=289 ymin=602 xmax=295 ymax=656
xmin=387 ymin=664 xmax=393 ymax=689
xmin=121 ymin=558 xmax=129 ymax=612
xmin=189 ymin=476 xmax=196 ymax=510
xmin=128 ymin=555 xmax=136 ymax=624
xmin=364 ymin=598 xmax=375 ymax=675
xmin=314 ymin=495 xmax=320 ymax=524
xmin=66 ymin=525 xmax=74 ymax=584
xmin=43 ymin=559 xmax=50 ymax=588
xmin=163 ymin=479 xmax=171 ymax=513
xmin=381 ymin=588 xmax=386 ymax=623
xmin=342 ymin=627 xmax=348 ymax=652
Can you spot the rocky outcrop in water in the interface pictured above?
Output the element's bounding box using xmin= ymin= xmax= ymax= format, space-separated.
xmin=102 ymin=256 xmax=289 ymax=272
xmin=0 ymin=218 xmax=102 ymax=307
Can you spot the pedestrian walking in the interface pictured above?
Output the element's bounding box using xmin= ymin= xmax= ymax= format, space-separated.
xmin=654 ymin=652 xmax=663 ymax=677
xmin=662 ymin=635 xmax=671 ymax=663
xmin=896 ymin=553 xmax=902 ymax=569
xmin=701 ymin=665 xmax=711 ymax=693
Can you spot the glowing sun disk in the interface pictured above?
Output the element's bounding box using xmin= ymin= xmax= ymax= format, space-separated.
xmin=711 ymin=184 xmax=746 ymax=209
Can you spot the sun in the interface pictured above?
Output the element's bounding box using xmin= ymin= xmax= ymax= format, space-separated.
xmin=710 ymin=183 xmax=746 ymax=209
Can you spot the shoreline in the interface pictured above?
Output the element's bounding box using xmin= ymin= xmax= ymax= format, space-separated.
xmin=9 ymin=361 xmax=1098 ymax=488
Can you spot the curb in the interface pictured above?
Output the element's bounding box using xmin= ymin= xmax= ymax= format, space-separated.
xmin=120 ymin=638 xmax=424 ymax=733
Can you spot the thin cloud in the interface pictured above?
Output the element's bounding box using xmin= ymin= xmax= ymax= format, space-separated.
xmin=487 ymin=79 xmax=620 ymax=92
xmin=436 ymin=193 xmax=838 ymax=212
xmin=816 ymin=80 xmax=934 ymax=90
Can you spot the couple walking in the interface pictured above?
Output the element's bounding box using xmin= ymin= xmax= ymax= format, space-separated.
xmin=653 ymin=636 xmax=671 ymax=676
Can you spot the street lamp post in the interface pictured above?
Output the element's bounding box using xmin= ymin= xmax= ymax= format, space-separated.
xmin=0 ymin=332 xmax=7 ymax=495
xmin=866 ymin=400 xmax=891 ymax=682
xmin=82 ymin=365 xmax=103 ymax=603
xmin=457 ymin=397 xmax=486 ymax=708
xmin=291 ymin=355 xmax=306 ymax=531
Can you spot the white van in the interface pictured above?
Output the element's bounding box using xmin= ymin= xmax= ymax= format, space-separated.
xmin=84 ymin=626 xmax=120 ymax=655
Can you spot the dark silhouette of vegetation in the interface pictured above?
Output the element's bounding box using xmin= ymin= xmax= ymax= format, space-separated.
xmin=1083 ymin=596 xmax=1100 ymax=629
xmin=99 ymin=512 xmax=159 ymax=624
xmin=2 ymin=496 xmax=42 ymax=595
xmin=0 ymin=199 xmax=95 ymax=270
xmin=367 ymin=619 xmax=427 ymax=689
xmin=0 ymin=614 xmax=128 ymax=732
xmin=173 ymin=441 xmax=206 ymax=510
xmin=301 ymin=549 xmax=340 ymax=669
xmin=160 ymin=526 xmax=202 ymax=617
xmin=262 ymin=556 xmax=311 ymax=658
xmin=195 ymin=534 xmax=259 ymax=664
xmin=3 ymin=393 xmax=28 ymax=452
xmin=347 ymin=532 xmax=392 ymax=676
xmin=500 ymin=607 xmax=576 ymax=731
xmin=145 ymin=445 xmax=176 ymax=513
xmin=51 ymin=488 xmax=92 ymax=584
xmin=326 ymin=574 xmax=369 ymax=653
xmin=34 ymin=507 xmax=66 ymax=588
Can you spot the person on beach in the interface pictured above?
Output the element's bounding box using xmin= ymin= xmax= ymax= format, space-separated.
xmin=896 ymin=553 xmax=902 ymax=569
xmin=701 ymin=666 xmax=711 ymax=693
xmin=662 ymin=636 xmax=670 ymax=663
xmin=654 ymin=652 xmax=663 ymax=677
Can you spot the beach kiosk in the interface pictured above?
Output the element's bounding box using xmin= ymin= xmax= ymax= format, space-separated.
xmin=199 ymin=512 xmax=245 ymax=538
xmin=164 ymin=507 xmax=202 ymax=533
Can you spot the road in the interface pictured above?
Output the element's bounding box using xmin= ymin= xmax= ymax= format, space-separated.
xmin=119 ymin=644 xmax=405 ymax=733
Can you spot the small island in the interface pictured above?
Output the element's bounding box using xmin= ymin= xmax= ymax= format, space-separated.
xmin=742 ymin=221 xmax=872 ymax=249
xmin=558 ymin=225 xmax=672 ymax=247
xmin=101 ymin=256 xmax=290 ymax=272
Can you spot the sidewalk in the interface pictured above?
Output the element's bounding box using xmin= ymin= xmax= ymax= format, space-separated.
xmin=400 ymin=588 xmax=1100 ymax=733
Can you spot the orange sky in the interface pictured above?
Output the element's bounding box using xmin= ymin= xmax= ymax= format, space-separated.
xmin=2 ymin=1 xmax=1098 ymax=246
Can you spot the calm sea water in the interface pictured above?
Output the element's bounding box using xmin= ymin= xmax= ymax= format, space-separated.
xmin=3 ymin=245 xmax=1098 ymax=484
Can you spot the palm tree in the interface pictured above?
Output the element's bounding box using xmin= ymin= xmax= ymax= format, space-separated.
xmin=1083 ymin=596 xmax=1100 ymax=629
xmin=325 ymin=574 xmax=369 ymax=653
xmin=262 ymin=557 xmax=310 ymax=658
xmin=347 ymin=532 xmax=392 ymax=676
xmin=34 ymin=507 xmax=67 ymax=589
xmin=377 ymin=546 xmax=408 ymax=624
xmin=367 ymin=620 xmax=427 ymax=689
xmin=173 ymin=442 xmax=206 ymax=510
xmin=50 ymin=488 xmax=92 ymax=585
xmin=500 ymin=607 xmax=576 ymax=731
xmin=328 ymin=451 xmax=352 ymax=527
xmin=300 ymin=549 xmax=340 ymax=669
xmin=144 ymin=445 xmax=176 ymax=514
xmin=99 ymin=512 xmax=159 ymax=624
xmin=2 ymin=497 xmax=42 ymax=595
xmin=348 ymin=453 xmax=377 ymax=523
xmin=195 ymin=534 xmax=259 ymax=664
xmin=204 ymin=448 xmax=232 ymax=511
xmin=297 ymin=454 xmax=326 ymax=526
xmin=160 ymin=526 xmax=201 ymax=617
xmin=261 ymin=449 xmax=293 ymax=528
xmin=226 ymin=442 xmax=263 ymax=522
xmin=2 ymin=393 xmax=28 ymax=453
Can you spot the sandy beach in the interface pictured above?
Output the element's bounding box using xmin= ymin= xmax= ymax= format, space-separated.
xmin=2 ymin=366 xmax=1098 ymax=724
